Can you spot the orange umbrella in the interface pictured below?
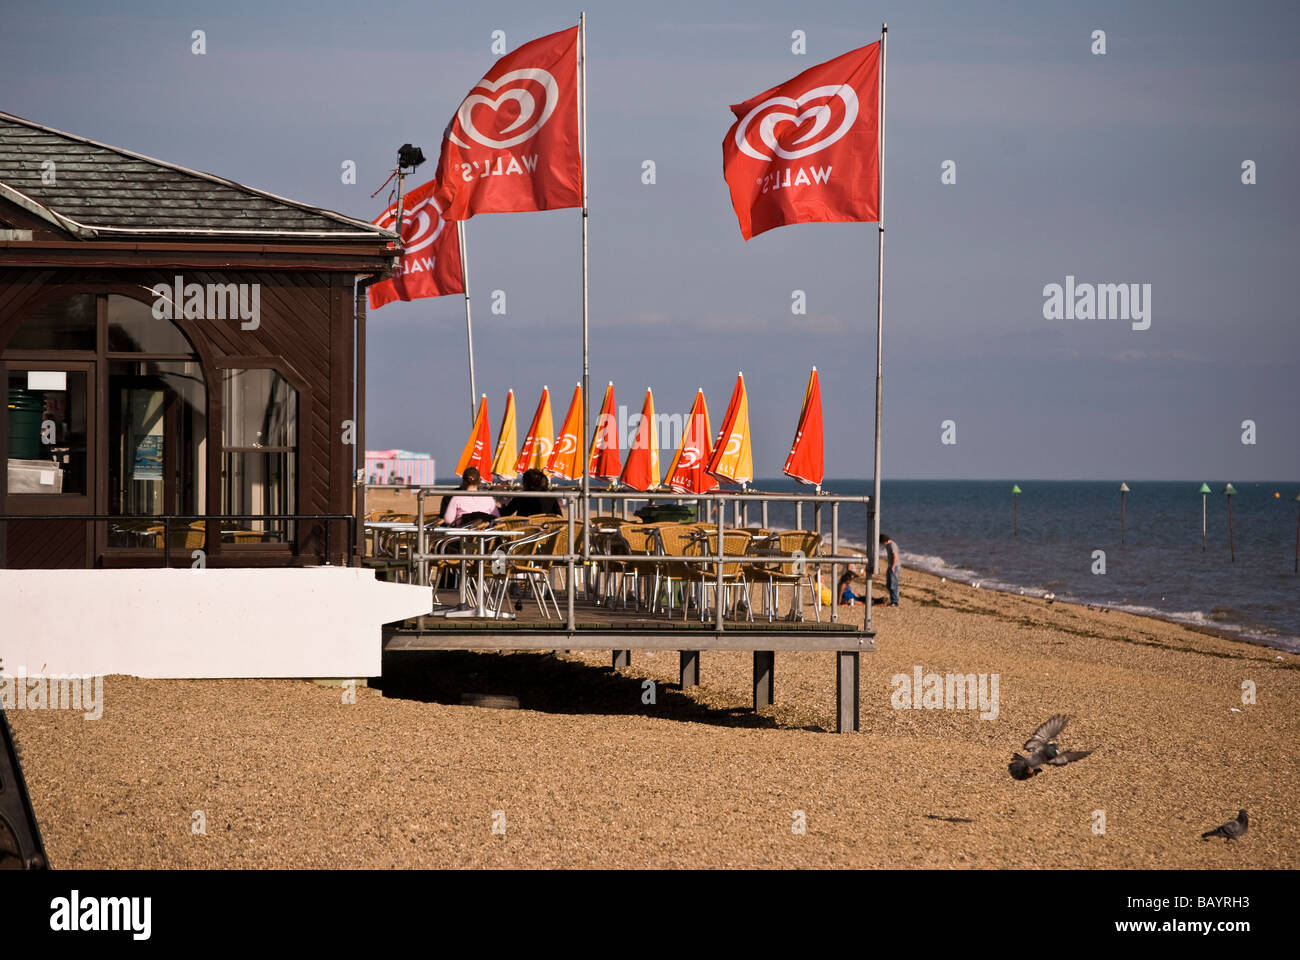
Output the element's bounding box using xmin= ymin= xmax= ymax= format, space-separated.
xmin=667 ymin=389 xmax=718 ymax=494
xmin=587 ymin=381 xmax=621 ymax=481
xmin=706 ymin=372 xmax=753 ymax=486
xmin=490 ymin=389 xmax=518 ymax=480
xmin=515 ymin=386 xmax=554 ymax=475
xmin=619 ymin=388 xmax=660 ymax=491
xmin=547 ymin=383 xmax=584 ymax=481
xmin=454 ymin=394 xmax=493 ymax=481
xmin=783 ymin=367 xmax=823 ymax=487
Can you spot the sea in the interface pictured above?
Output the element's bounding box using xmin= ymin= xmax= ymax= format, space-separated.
xmin=732 ymin=479 xmax=1300 ymax=653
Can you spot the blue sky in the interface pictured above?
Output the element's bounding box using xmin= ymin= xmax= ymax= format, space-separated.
xmin=3 ymin=0 xmax=1297 ymax=480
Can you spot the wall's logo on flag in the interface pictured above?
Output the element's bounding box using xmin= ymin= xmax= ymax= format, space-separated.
xmin=722 ymin=42 xmax=880 ymax=240
xmin=451 ymin=69 xmax=562 ymax=150
xmin=733 ymin=86 xmax=858 ymax=161
xmin=369 ymin=178 xmax=464 ymax=308
xmin=435 ymin=25 xmax=582 ymax=221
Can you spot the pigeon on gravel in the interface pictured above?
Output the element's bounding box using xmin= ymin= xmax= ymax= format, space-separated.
xmin=1201 ymin=809 xmax=1248 ymax=841
xmin=1008 ymin=714 xmax=1094 ymax=780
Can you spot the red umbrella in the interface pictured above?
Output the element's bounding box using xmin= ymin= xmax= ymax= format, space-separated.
xmin=587 ymin=381 xmax=621 ymax=481
xmin=668 ymin=389 xmax=718 ymax=494
xmin=783 ymin=367 xmax=823 ymax=487
xmin=454 ymin=394 xmax=493 ymax=481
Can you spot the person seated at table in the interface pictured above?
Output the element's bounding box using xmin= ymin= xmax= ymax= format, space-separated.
xmin=498 ymin=468 xmax=566 ymax=518
xmin=442 ymin=467 xmax=500 ymax=526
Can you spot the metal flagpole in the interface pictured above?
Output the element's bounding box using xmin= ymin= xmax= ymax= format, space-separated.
xmin=457 ymin=220 xmax=478 ymax=423
xmin=579 ymin=11 xmax=591 ymax=566
xmin=867 ymin=23 xmax=887 ymax=621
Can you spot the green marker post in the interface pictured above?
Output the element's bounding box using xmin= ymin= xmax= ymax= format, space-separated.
xmin=1199 ymin=482 xmax=1211 ymax=551
xmin=1012 ymin=484 xmax=1021 ymax=537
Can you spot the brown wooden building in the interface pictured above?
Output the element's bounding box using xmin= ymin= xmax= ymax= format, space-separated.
xmin=0 ymin=111 xmax=394 ymax=568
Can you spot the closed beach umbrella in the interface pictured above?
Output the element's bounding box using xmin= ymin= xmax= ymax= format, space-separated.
xmin=548 ymin=383 xmax=584 ymax=481
xmin=454 ymin=395 xmax=493 ymax=481
xmin=515 ymin=386 xmax=554 ymax=475
xmin=587 ymin=381 xmax=621 ymax=481
xmin=667 ymin=389 xmax=718 ymax=494
xmin=491 ymin=389 xmax=518 ymax=481
xmin=620 ymin=388 xmax=660 ymax=491
xmin=707 ymin=371 xmax=753 ymax=486
xmin=783 ymin=367 xmax=824 ymax=488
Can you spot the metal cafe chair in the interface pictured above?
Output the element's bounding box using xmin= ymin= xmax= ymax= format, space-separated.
xmin=613 ymin=524 xmax=661 ymax=610
xmin=484 ymin=526 xmax=563 ymax=619
xmin=755 ymin=530 xmax=824 ymax=623
xmin=651 ymin=524 xmax=706 ymax=619
xmin=680 ymin=529 xmax=754 ymax=623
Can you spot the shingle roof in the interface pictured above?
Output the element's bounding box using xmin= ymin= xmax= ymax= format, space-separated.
xmin=0 ymin=111 xmax=395 ymax=241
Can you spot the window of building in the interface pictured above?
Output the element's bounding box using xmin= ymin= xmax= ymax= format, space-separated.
xmin=6 ymin=369 xmax=89 ymax=495
xmin=221 ymin=368 xmax=297 ymax=544
xmin=5 ymin=294 xmax=96 ymax=351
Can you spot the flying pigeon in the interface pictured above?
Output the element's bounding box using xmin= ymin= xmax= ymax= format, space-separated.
xmin=1201 ymin=809 xmax=1248 ymax=841
xmin=1008 ymin=714 xmax=1094 ymax=780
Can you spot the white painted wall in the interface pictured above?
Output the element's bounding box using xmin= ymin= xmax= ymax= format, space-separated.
xmin=0 ymin=567 xmax=431 ymax=678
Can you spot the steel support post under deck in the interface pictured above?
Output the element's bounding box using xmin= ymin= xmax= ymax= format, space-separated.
xmin=680 ymin=650 xmax=699 ymax=688
xmin=753 ymin=650 xmax=774 ymax=709
xmin=836 ymin=651 xmax=860 ymax=733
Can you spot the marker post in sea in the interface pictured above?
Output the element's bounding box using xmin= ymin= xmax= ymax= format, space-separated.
xmin=1224 ymin=482 xmax=1237 ymax=562
xmin=1012 ymin=483 xmax=1021 ymax=537
xmin=1199 ymin=482 xmax=1211 ymax=551
xmin=1119 ymin=482 xmax=1130 ymax=544
xmin=1293 ymin=493 xmax=1299 ymax=575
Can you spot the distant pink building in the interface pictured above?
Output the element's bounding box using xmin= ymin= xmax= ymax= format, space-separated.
xmin=364 ymin=450 xmax=435 ymax=486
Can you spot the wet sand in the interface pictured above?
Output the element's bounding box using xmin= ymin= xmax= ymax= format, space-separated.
xmin=9 ymin=567 xmax=1297 ymax=868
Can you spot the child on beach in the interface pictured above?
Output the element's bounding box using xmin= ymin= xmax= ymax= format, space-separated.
xmin=839 ymin=566 xmax=867 ymax=606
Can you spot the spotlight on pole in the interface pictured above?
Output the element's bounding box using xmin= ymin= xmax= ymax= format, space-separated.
xmin=397 ymin=144 xmax=426 ymax=170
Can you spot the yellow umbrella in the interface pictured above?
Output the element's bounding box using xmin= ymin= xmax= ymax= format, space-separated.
xmin=706 ymin=372 xmax=753 ymax=485
xmin=491 ymin=389 xmax=518 ymax=480
xmin=515 ymin=386 xmax=555 ymax=475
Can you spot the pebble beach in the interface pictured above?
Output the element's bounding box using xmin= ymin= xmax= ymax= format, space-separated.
xmin=9 ymin=568 xmax=1297 ymax=869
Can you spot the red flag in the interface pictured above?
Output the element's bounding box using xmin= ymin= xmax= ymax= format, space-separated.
xmin=783 ymin=368 xmax=824 ymax=486
xmin=454 ymin=395 xmax=493 ymax=481
xmin=722 ymin=42 xmax=880 ymax=241
xmin=668 ymin=390 xmax=718 ymax=495
xmin=588 ymin=382 xmax=621 ymax=480
xmin=368 ymin=178 xmax=464 ymax=308
xmin=434 ymin=25 xmax=582 ymax=221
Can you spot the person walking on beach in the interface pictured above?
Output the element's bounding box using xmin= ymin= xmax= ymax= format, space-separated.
xmin=879 ymin=533 xmax=900 ymax=605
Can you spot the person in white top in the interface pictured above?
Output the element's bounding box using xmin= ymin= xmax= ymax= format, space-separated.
xmin=442 ymin=467 xmax=500 ymax=526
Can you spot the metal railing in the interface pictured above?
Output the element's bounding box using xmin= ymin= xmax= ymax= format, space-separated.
xmin=0 ymin=514 xmax=356 ymax=568
xmin=404 ymin=487 xmax=874 ymax=636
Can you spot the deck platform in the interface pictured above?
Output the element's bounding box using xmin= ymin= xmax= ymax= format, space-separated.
xmin=384 ymin=592 xmax=874 ymax=731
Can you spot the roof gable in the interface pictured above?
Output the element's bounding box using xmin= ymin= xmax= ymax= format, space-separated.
xmin=0 ymin=111 xmax=395 ymax=241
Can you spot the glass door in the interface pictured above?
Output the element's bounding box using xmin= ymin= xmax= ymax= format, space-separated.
xmin=2 ymin=362 xmax=95 ymax=568
xmin=106 ymin=360 xmax=207 ymax=552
